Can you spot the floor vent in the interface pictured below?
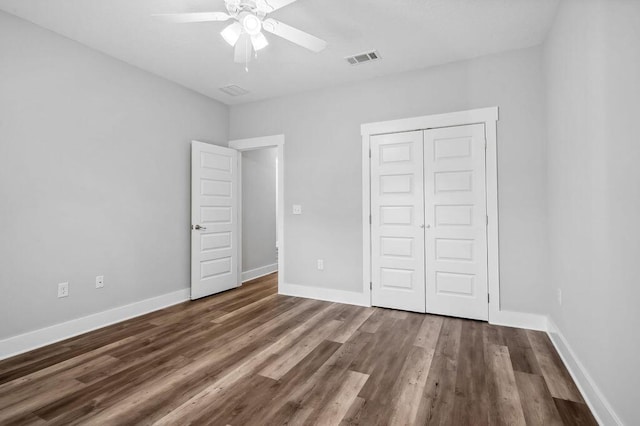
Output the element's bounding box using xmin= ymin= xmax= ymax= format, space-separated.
xmin=219 ymin=84 xmax=249 ymax=96
xmin=345 ymin=50 xmax=381 ymax=65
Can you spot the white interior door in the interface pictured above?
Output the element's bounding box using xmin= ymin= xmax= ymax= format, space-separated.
xmin=424 ymin=124 xmax=488 ymax=320
xmin=191 ymin=141 xmax=239 ymax=300
xmin=370 ymin=131 xmax=426 ymax=313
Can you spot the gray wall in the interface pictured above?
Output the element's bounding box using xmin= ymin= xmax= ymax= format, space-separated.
xmin=0 ymin=11 xmax=229 ymax=339
xmin=544 ymin=0 xmax=640 ymax=424
xmin=242 ymin=148 xmax=278 ymax=272
xmin=230 ymin=46 xmax=549 ymax=315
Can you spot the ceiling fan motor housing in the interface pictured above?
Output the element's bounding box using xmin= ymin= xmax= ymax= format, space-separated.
xmin=226 ymin=0 xmax=269 ymax=18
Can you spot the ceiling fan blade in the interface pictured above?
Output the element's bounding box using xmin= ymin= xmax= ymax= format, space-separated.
xmin=153 ymin=12 xmax=232 ymax=24
xmin=234 ymin=33 xmax=254 ymax=63
xmin=262 ymin=18 xmax=326 ymax=53
xmin=262 ymin=0 xmax=299 ymax=13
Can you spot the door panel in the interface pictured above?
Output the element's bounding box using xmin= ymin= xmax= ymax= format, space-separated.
xmin=191 ymin=142 xmax=239 ymax=300
xmin=424 ymin=124 xmax=488 ymax=320
xmin=370 ymin=131 xmax=426 ymax=313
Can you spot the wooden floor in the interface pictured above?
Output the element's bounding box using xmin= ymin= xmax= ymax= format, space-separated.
xmin=0 ymin=273 xmax=596 ymax=425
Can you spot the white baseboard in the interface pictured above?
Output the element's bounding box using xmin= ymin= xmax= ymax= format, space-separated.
xmin=489 ymin=310 xmax=548 ymax=331
xmin=547 ymin=317 xmax=622 ymax=426
xmin=279 ymin=282 xmax=370 ymax=307
xmin=0 ymin=288 xmax=190 ymax=361
xmin=242 ymin=263 xmax=278 ymax=283
xmin=279 ymin=283 xmax=548 ymax=331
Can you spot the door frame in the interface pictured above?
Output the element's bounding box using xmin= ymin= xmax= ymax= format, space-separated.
xmin=229 ymin=134 xmax=285 ymax=291
xmin=361 ymin=107 xmax=500 ymax=322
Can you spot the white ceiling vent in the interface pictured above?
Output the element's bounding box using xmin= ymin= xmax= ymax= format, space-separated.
xmin=345 ymin=50 xmax=381 ymax=65
xmin=219 ymin=84 xmax=249 ymax=96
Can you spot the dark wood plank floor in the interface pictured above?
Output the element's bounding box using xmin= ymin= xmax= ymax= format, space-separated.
xmin=0 ymin=273 xmax=597 ymax=425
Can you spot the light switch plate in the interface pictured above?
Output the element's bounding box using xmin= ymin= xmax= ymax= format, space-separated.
xmin=292 ymin=204 xmax=302 ymax=215
xmin=96 ymin=275 xmax=104 ymax=289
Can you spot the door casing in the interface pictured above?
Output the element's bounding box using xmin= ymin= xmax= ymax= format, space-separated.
xmin=361 ymin=107 xmax=500 ymax=322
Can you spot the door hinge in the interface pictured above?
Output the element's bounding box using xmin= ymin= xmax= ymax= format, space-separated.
xmin=369 ymin=215 xmax=372 ymax=224
xmin=486 ymin=215 xmax=489 ymax=226
xmin=369 ymin=148 xmax=372 ymax=158
xmin=488 ymin=293 xmax=490 ymax=303
xmin=485 ymin=139 xmax=488 ymax=150
xmin=370 ymin=282 xmax=373 ymax=290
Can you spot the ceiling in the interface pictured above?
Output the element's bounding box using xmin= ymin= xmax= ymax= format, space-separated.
xmin=0 ymin=0 xmax=559 ymax=105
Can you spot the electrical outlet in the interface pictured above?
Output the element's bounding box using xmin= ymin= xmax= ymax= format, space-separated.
xmin=317 ymin=259 xmax=324 ymax=270
xmin=96 ymin=275 xmax=104 ymax=289
xmin=292 ymin=204 xmax=302 ymax=215
xmin=557 ymin=288 xmax=562 ymax=305
xmin=58 ymin=282 xmax=69 ymax=298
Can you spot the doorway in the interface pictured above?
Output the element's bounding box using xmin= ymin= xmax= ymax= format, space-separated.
xmin=240 ymin=147 xmax=278 ymax=282
xmin=190 ymin=135 xmax=285 ymax=300
xmin=230 ymin=135 xmax=285 ymax=290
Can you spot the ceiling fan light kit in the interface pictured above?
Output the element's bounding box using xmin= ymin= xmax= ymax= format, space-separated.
xmin=221 ymin=22 xmax=243 ymax=46
xmin=153 ymin=0 xmax=326 ymax=68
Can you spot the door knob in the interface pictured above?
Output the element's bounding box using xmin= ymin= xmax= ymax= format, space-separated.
xmin=420 ymin=224 xmax=431 ymax=229
xmin=194 ymin=224 xmax=207 ymax=230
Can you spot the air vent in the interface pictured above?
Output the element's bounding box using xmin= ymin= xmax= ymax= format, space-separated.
xmin=219 ymin=85 xmax=249 ymax=96
xmin=345 ymin=50 xmax=381 ymax=65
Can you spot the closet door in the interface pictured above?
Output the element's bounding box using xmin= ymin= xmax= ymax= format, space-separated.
xmin=424 ymin=124 xmax=488 ymax=320
xmin=370 ymin=131 xmax=426 ymax=313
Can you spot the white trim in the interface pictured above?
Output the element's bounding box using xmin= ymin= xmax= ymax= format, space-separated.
xmin=361 ymin=107 xmax=499 ymax=136
xmin=242 ymin=263 xmax=278 ymax=283
xmin=280 ymin=282 xmax=370 ymax=307
xmin=489 ymin=310 xmax=548 ymax=331
xmin=229 ymin=134 xmax=285 ymax=151
xmin=362 ymin=134 xmax=372 ymax=303
xmin=484 ymin=119 xmax=501 ymax=320
xmin=229 ymin=135 xmax=285 ymax=295
xmin=361 ymin=107 xmax=501 ymax=321
xmin=547 ymin=318 xmax=622 ymax=426
xmin=0 ymin=288 xmax=190 ymax=361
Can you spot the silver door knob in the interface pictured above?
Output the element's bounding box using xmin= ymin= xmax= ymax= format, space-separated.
xmin=194 ymin=224 xmax=207 ymax=230
xmin=420 ymin=224 xmax=431 ymax=229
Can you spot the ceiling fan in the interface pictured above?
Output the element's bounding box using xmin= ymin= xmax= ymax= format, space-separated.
xmin=154 ymin=0 xmax=327 ymax=66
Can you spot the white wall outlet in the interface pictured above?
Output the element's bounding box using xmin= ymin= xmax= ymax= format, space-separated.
xmin=317 ymin=259 xmax=324 ymax=270
xmin=557 ymin=288 xmax=562 ymax=305
xmin=96 ymin=275 xmax=104 ymax=289
xmin=58 ymin=282 xmax=69 ymax=298
xmin=292 ymin=204 xmax=302 ymax=215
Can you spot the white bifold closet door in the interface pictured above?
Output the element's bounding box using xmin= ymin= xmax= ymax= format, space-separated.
xmin=370 ymin=131 xmax=426 ymax=313
xmin=424 ymin=124 xmax=488 ymax=321
xmin=370 ymin=124 xmax=488 ymax=320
